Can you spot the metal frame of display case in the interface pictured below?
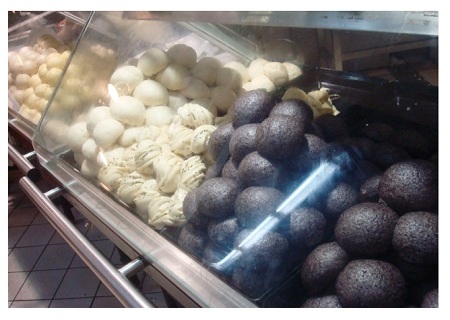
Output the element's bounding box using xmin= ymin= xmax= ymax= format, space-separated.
xmin=10 ymin=11 xmax=438 ymax=308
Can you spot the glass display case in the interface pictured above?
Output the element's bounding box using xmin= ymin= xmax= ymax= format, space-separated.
xmin=20 ymin=11 xmax=438 ymax=308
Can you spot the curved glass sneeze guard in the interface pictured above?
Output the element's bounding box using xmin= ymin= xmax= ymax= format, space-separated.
xmin=33 ymin=11 xmax=438 ymax=307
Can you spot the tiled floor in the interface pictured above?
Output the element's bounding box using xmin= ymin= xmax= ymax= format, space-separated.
xmin=8 ymin=167 xmax=168 ymax=308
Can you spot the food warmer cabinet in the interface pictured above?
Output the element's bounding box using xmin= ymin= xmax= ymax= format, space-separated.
xmin=15 ymin=11 xmax=438 ymax=308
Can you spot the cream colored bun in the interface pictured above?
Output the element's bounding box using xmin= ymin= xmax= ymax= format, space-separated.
xmin=133 ymin=79 xmax=169 ymax=106
xmin=66 ymin=122 xmax=89 ymax=153
xmin=191 ymin=56 xmax=223 ymax=86
xmin=145 ymin=106 xmax=175 ymax=127
xmin=38 ymin=64 xmax=48 ymax=81
xmin=134 ymin=139 xmax=163 ymax=176
xmin=28 ymin=74 xmax=42 ymax=88
xmin=21 ymin=59 xmax=39 ymax=75
xmin=15 ymin=74 xmax=31 ymax=90
xmin=263 ymin=62 xmax=289 ymax=86
xmin=167 ymin=91 xmax=188 ymax=111
xmin=147 ymin=195 xmax=172 ymax=229
xmin=153 ymin=152 xmax=183 ymax=193
xmin=180 ymin=77 xmax=210 ymax=100
xmin=215 ymin=67 xmax=242 ymax=92
xmin=34 ymin=83 xmax=50 ymax=98
xmin=110 ymin=95 xmax=146 ymax=126
xmin=80 ymin=159 xmax=101 ymax=179
xmin=81 ymin=138 xmax=99 ymax=162
xmin=118 ymin=127 xmax=144 ymax=147
xmin=248 ymin=58 xmax=269 ymax=80
xmin=46 ymin=68 xmax=63 ymax=86
xmin=282 ymin=62 xmax=302 ymax=81
xmin=190 ymin=124 xmax=216 ymax=154
xmin=41 ymin=119 xmax=69 ymax=145
xmin=116 ymin=171 xmax=147 ymax=206
xmin=155 ymin=63 xmax=190 ymax=91
xmin=98 ymin=146 xmax=125 ymax=166
xmin=174 ymin=103 xmax=214 ymax=129
xmin=98 ymin=163 xmax=129 ymax=192
xmin=12 ymin=89 xmax=25 ymax=105
xmin=93 ymin=118 xmax=125 ymax=149
xmin=134 ymin=179 xmax=159 ymax=219
xmin=168 ymin=124 xmax=194 ymax=158
xmin=46 ymin=52 xmax=66 ymax=70
xmin=179 ymin=155 xmax=206 ymax=191
xmin=167 ymin=43 xmax=197 ymax=69
xmin=246 ymin=74 xmax=276 ymax=93
xmin=86 ymin=106 xmax=111 ymax=134
xmin=224 ymin=61 xmax=249 ymax=83
xmin=210 ymin=85 xmax=237 ymax=114
xmin=137 ymin=48 xmax=170 ymax=77
xmin=110 ymin=65 xmax=144 ymax=96
xmin=188 ymin=98 xmax=217 ymax=117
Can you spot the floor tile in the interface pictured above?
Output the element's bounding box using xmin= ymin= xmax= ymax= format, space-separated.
xmin=8 ymin=271 xmax=29 ymax=301
xmin=16 ymin=224 xmax=55 ymax=247
xmin=16 ymin=269 xmax=66 ymax=300
xmin=54 ymin=268 xmax=101 ymax=299
xmin=9 ymin=299 xmax=52 ymax=308
xmin=8 ymin=226 xmax=27 ymax=249
xmin=91 ymin=296 xmax=124 ymax=308
xmin=49 ymin=298 xmax=93 ymax=308
xmin=8 ymin=206 xmax=39 ymax=227
xmin=34 ymin=243 xmax=76 ymax=271
xmin=17 ymin=195 xmax=35 ymax=208
xmin=48 ymin=231 xmax=68 ymax=245
xmin=8 ymin=192 xmax=25 ymax=213
xmin=31 ymin=212 xmax=51 ymax=225
xmin=8 ymin=246 xmax=45 ymax=272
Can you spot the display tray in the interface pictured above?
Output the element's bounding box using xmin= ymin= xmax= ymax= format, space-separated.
xmin=54 ymin=66 xmax=437 ymax=307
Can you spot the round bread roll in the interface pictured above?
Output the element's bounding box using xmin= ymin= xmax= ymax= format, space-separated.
xmin=110 ymin=95 xmax=146 ymax=126
xmin=180 ymin=77 xmax=210 ymax=99
xmin=145 ymin=106 xmax=175 ymax=127
xmin=110 ymin=65 xmax=144 ymax=96
xmin=155 ymin=63 xmax=190 ymax=91
xmin=248 ymin=58 xmax=268 ymax=80
xmin=118 ymin=127 xmax=146 ymax=147
xmin=167 ymin=43 xmax=197 ymax=69
xmin=167 ymin=91 xmax=188 ymax=111
xmin=93 ymin=118 xmax=125 ymax=149
xmin=263 ymin=62 xmax=289 ymax=86
xmin=133 ymin=79 xmax=169 ymax=106
xmin=80 ymin=159 xmax=101 ymax=178
xmin=29 ymin=74 xmax=42 ymax=88
xmin=211 ymin=85 xmax=237 ymax=114
xmin=66 ymin=122 xmax=89 ymax=153
xmin=224 ymin=61 xmax=249 ymax=83
xmin=244 ymin=75 xmax=276 ymax=93
xmin=216 ymin=67 xmax=242 ymax=92
xmin=15 ymin=74 xmax=31 ymax=90
xmin=98 ymin=146 xmax=125 ymax=166
xmin=46 ymin=67 xmax=62 ymax=86
xmin=81 ymin=138 xmax=99 ymax=162
xmin=137 ymin=48 xmax=170 ymax=77
xmin=86 ymin=106 xmax=111 ymax=134
xmin=282 ymin=62 xmax=302 ymax=81
xmin=46 ymin=52 xmax=66 ymax=70
xmin=191 ymin=56 xmax=223 ymax=86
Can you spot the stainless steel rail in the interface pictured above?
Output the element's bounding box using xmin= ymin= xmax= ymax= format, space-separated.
xmin=19 ymin=177 xmax=155 ymax=308
xmin=8 ymin=143 xmax=40 ymax=182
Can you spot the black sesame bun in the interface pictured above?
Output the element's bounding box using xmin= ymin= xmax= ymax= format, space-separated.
xmin=234 ymin=186 xmax=285 ymax=228
xmin=420 ymin=289 xmax=438 ymax=308
xmin=379 ymin=159 xmax=438 ymax=214
xmin=301 ymin=242 xmax=349 ymax=296
xmin=228 ymin=123 xmax=259 ymax=163
xmin=390 ymin=129 xmax=433 ymax=159
xmin=182 ymin=187 xmax=210 ymax=228
xmin=178 ymin=223 xmax=208 ymax=258
xmin=269 ymin=99 xmax=314 ymax=124
xmin=314 ymin=114 xmax=350 ymax=142
xmin=232 ymin=89 xmax=276 ymax=128
xmin=302 ymin=295 xmax=342 ymax=308
xmin=207 ymin=122 xmax=234 ymax=162
xmin=335 ymin=259 xmax=407 ymax=307
xmin=289 ymin=207 xmax=327 ymax=249
xmin=372 ymin=142 xmax=410 ymax=169
xmin=237 ymin=151 xmax=280 ymax=188
xmin=392 ymin=211 xmax=438 ymax=265
xmin=256 ymin=115 xmax=306 ymax=161
xmin=196 ymin=177 xmax=240 ymax=219
xmin=207 ymin=216 xmax=241 ymax=249
xmin=221 ymin=158 xmax=240 ymax=182
xmin=322 ymin=182 xmax=359 ymax=221
xmin=358 ymin=173 xmax=383 ymax=203
xmin=360 ymin=122 xmax=394 ymax=142
xmin=335 ymin=202 xmax=399 ymax=257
